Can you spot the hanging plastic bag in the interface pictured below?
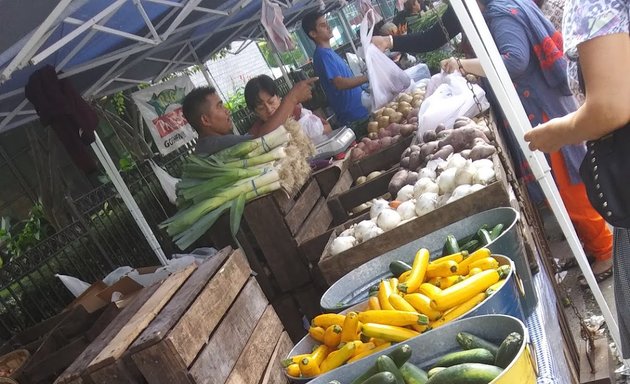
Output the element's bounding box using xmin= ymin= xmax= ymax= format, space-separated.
xmin=360 ymin=9 xmax=412 ymax=111
xmin=55 ymin=274 xmax=91 ymax=297
xmin=417 ymin=71 xmax=489 ymax=136
xmin=359 ymin=0 xmax=383 ymax=24
xmin=298 ymin=109 xmax=325 ymax=139
xmin=149 ymin=160 xmax=179 ymax=205
xmin=403 ymin=63 xmax=431 ymax=83
xmin=261 ymin=0 xmax=295 ymax=53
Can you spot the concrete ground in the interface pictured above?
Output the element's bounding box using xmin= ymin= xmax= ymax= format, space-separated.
xmin=540 ymin=208 xmax=628 ymax=383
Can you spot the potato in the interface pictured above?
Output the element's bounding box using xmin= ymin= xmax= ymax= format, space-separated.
xmin=401 ymin=156 xmax=410 ymax=168
xmin=367 ymin=121 xmax=379 ymax=133
xmin=351 ymin=148 xmax=366 ymax=161
xmin=399 ymin=106 xmax=412 ymax=117
xmin=460 ymin=149 xmax=472 ymax=159
xmin=412 ymin=99 xmax=423 ymax=108
xmin=357 ymin=142 xmax=367 ymax=151
xmin=398 ymin=101 xmax=412 ymax=111
xmin=469 ymin=143 xmax=497 ymax=160
xmin=377 ymin=115 xmax=390 ymax=128
xmin=409 ymin=151 xmax=422 ymax=170
xmin=423 ymin=130 xmax=437 ymax=143
xmin=408 ymin=117 xmax=419 ymax=125
xmin=432 ymin=144 xmax=454 ymax=160
xmin=356 ymin=176 xmax=367 ymax=185
xmin=409 ymin=144 xmax=421 ymax=152
xmin=408 ymin=108 xmax=420 ymax=118
xmin=402 ymin=147 xmax=412 ymax=158
xmin=387 ymin=102 xmax=399 ymax=110
xmin=382 ymin=107 xmax=397 ymax=117
xmin=419 ymin=141 xmax=439 ymax=158
xmin=406 ymin=171 xmax=419 ymax=185
xmin=380 ymin=136 xmax=394 ymax=147
xmin=390 ymin=112 xmax=404 ymax=124
xmin=368 ymin=132 xmax=379 ymax=140
xmin=389 ymin=169 xmax=410 ymax=196
xmin=378 ymin=128 xmax=391 ymax=139
xmin=387 ymin=123 xmax=402 ymax=136
xmin=398 ymin=93 xmax=413 ymax=103
xmin=399 ymin=124 xmax=416 ymax=137
xmin=373 ymin=108 xmax=384 ymax=118
xmin=439 ymin=127 xmax=490 ymax=152
xmin=392 ymin=134 xmax=401 ymax=143
xmin=435 ymin=123 xmax=447 ymax=133
xmin=367 ymin=171 xmax=383 ymax=181
xmin=366 ymin=139 xmax=381 ymax=152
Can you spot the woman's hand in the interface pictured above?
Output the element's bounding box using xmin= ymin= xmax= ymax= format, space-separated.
xmin=524 ymin=115 xmax=573 ymax=153
xmin=440 ymin=57 xmax=459 ymax=74
xmin=371 ymin=36 xmax=392 ymax=52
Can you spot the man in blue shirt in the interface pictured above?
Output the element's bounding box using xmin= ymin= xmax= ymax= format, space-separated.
xmin=302 ymin=11 xmax=369 ymax=137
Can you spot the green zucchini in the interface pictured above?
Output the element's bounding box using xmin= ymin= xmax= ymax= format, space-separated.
xmin=460 ymin=239 xmax=480 ymax=253
xmin=433 ymin=348 xmax=495 ymax=368
xmin=477 ymin=229 xmax=493 ymax=246
xmin=350 ymin=344 xmax=412 ymax=384
xmin=426 ymin=367 xmax=445 ymax=378
xmin=426 ymin=363 xmax=503 ymax=384
xmin=377 ymin=355 xmax=405 ymax=384
xmin=360 ymin=372 xmax=398 ymax=384
xmin=399 ymin=362 xmax=429 ymax=384
xmin=495 ymin=332 xmax=523 ymax=368
xmin=390 ymin=260 xmax=412 ymax=278
xmin=489 ymin=224 xmax=504 ymax=240
xmin=441 ymin=235 xmax=460 ymax=257
xmin=456 ymin=332 xmax=499 ymax=358
xmin=369 ymin=283 xmax=381 ymax=296
xmin=497 ymin=265 xmax=511 ymax=279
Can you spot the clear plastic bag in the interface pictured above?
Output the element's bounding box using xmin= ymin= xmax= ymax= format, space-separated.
xmin=298 ymin=109 xmax=324 ymax=139
xmin=360 ymin=9 xmax=412 ymax=111
xmin=55 ymin=274 xmax=90 ymax=297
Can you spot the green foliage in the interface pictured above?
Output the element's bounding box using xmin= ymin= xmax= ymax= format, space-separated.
xmin=257 ymin=41 xmax=305 ymax=68
xmin=224 ymin=88 xmax=247 ymax=112
xmin=112 ymin=92 xmax=127 ymax=116
xmin=0 ymin=203 xmax=52 ymax=263
xmin=407 ymin=3 xmax=448 ymax=33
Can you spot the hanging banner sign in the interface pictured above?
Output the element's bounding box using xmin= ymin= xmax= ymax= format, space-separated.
xmin=132 ymin=76 xmax=198 ymax=155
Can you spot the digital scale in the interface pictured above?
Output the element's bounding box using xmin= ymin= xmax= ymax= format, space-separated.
xmin=310 ymin=127 xmax=356 ymax=161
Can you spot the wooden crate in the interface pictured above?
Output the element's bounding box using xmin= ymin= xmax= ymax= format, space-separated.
xmin=318 ymin=157 xmax=511 ymax=283
xmin=349 ymin=135 xmax=414 ymax=177
xmin=54 ymin=247 xmax=294 ymax=384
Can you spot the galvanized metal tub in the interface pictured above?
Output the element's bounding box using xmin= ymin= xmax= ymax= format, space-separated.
xmin=286 ymin=256 xmax=525 ymax=382
xmin=320 ymin=207 xmax=536 ymax=315
xmin=306 ymin=314 xmax=536 ymax=384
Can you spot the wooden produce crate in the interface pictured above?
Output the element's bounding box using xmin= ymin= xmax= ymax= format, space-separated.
xmin=349 ymin=135 xmax=414 ymax=177
xmin=54 ymin=247 xmax=293 ymax=384
xmin=318 ymin=156 xmax=511 ymax=283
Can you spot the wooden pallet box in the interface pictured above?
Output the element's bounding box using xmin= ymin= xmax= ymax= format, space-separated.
xmin=54 ymin=247 xmax=293 ymax=384
xmin=349 ymin=135 xmax=414 ymax=177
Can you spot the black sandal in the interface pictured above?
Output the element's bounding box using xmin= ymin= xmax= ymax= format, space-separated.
xmin=577 ymin=267 xmax=613 ymax=288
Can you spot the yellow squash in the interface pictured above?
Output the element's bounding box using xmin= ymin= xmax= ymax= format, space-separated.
xmin=358 ymin=309 xmax=428 ymax=326
xmin=430 ymin=251 xmax=467 ymax=265
xmin=347 ymin=342 xmax=392 ymax=364
xmin=378 ymin=280 xmax=395 ymax=310
xmin=353 ymin=341 xmax=375 ymax=356
xmin=312 ymin=313 xmax=346 ymax=329
xmin=486 ymin=279 xmax=506 ymax=295
xmin=282 ymin=353 xmax=311 ymax=368
xmin=308 ymin=326 xmax=325 ymax=343
xmin=368 ymin=296 xmax=382 ymax=310
xmin=399 ymin=270 xmax=412 ymax=283
xmin=403 ymin=293 xmax=443 ymax=321
xmin=438 ymin=275 xmax=464 ymax=289
xmin=340 ymin=312 xmax=360 ymax=343
xmin=389 ymin=278 xmax=399 ymax=295
xmin=387 ymin=293 xmax=429 ymax=332
xmin=320 ymin=341 xmax=356 ymax=373
xmin=418 ymin=283 xmax=443 ymax=300
xmin=311 ymin=344 xmax=329 ymax=366
xmin=468 ymin=267 xmax=483 ymax=277
xmin=324 ymin=324 xmax=343 ymax=348
xmin=457 ymin=248 xmax=492 ymax=275
xmin=286 ymin=363 xmax=301 ymax=377
xmin=398 ymin=248 xmax=430 ymax=293
xmin=469 ymin=257 xmax=499 ymax=271
xmin=430 ymin=292 xmax=486 ymax=329
xmin=361 ymin=323 xmax=420 ymax=343
xmin=299 ymin=356 xmax=320 ymax=377
xmin=426 ymin=260 xmax=460 ymax=279
xmin=432 ymin=269 xmax=500 ymax=311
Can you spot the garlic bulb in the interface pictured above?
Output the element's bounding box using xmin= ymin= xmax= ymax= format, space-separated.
xmin=354 ymin=220 xmax=377 ymax=243
xmin=362 ymin=226 xmax=384 ymax=242
xmin=413 ymin=177 xmax=439 ymax=198
xmin=370 ymin=198 xmax=390 ymax=219
xmin=470 ymin=184 xmax=485 ymax=193
xmin=448 ymin=184 xmax=473 ymax=203
xmin=397 ymin=200 xmax=417 ymax=220
xmin=377 ymin=209 xmax=402 ymax=231
xmin=437 ymin=167 xmax=458 ymax=194
xmin=473 ymin=166 xmax=496 ymax=185
xmin=339 ymin=226 xmax=355 ymax=237
xmin=446 ymin=153 xmax=467 ymax=170
xmin=330 ymin=236 xmax=356 ymax=255
xmin=396 ymin=185 xmax=415 ymax=202
xmin=472 ymin=159 xmax=493 ymax=170
xmin=415 ymin=192 xmax=439 ymax=216
xmin=418 ymin=167 xmax=437 ymax=181
xmin=454 ymin=161 xmax=476 ymax=186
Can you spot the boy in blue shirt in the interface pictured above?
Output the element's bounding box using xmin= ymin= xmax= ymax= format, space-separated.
xmin=302 ymin=11 xmax=369 ymax=137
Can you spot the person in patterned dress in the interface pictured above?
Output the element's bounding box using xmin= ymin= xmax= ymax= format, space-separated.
xmin=525 ymin=0 xmax=630 ymax=359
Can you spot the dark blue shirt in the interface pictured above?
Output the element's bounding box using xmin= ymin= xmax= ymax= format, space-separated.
xmin=313 ymin=47 xmax=368 ymax=125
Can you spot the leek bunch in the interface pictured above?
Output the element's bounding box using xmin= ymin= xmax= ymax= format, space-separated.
xmin=161 ymin=120 xmax=315 ymax=250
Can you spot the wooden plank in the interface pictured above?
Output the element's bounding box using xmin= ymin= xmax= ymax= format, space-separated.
xmin=327 ymin=168 xmax=354 ymax=198
xmin=285 ymin=179 xmax=321 ymax=235
xmin=189 ymin=278 xmax=268 ymax=384
xmin=86 ymin=264 xmax=197 ymax=373
xmin=312 ymin=161 xmax=344 ymax=197
xmin=261 ymin=332 xmax=293 ymax=384
xmin=292 ymin=284 xmax=323 ymax=321
xmin=235 ymin=227 xmax=277 ymax=300
xmin=85 ymin=304 xmax=120 ymax=342
xmin=165 ymin=249 xmax=251 ymax=367
xmin=130 ymin=247 xmax=232 ymax=352
xmin=89 ymin=357 xmax=145 ymax=384
xmin=244 ymin=196 xmax=310 ymax=292
xmin=131 ymin=340 xmax=193 ymax=384
xmin=319 ymin=180 xmax=510 ymax=283
xmin=225 ymin=305 xmax=284 ymax=384
xmin=271 ymin=294 xmax=306 ymax=343
xmin=21 ymin=337 xmax=89 ymax=384
xmin=295 ymin=197 xmax=333 ymax=246
xmin=54 ymin=283 xmax=161 ymax=384
xmin=271 ymin=190 xmax=295 ymax=215
xmin=349 ymin=135 xmax=413 ymax=178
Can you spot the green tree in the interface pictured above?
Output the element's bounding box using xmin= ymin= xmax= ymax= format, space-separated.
xmin=257 ymin=41 xmax=305 ymax=68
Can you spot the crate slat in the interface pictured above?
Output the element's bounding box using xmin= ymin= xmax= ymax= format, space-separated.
xmin=261 ymin=332 xmax=293 ymax=384
xmin=285 ymin=180 xmax=321 ymax=235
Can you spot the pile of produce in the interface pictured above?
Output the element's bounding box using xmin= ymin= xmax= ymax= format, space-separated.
xmin=160 ymin=119 xmax=314 ymax=249
xmin=323 ymin=330 xmax=523 ymax=384
xmin=351 ymin=85 xmax=426 ymax=162
xmin=284 ymin=248 xmax=510 ymax=379
xmin=440 ymin=223 xmax=505 ymax=256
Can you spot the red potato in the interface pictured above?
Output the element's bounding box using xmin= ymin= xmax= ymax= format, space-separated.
xmin=361 ymin=137 xmax=371 ymax=144
xmin=351 ymin=148 xmax=366 ymax=161
xmin=399 ymin=124 xmax=416 ymax=137
xmin=392 ymin=134 xmax=402 ymax=143
xmin=366 ymin=139 xmax=381 ymax=153
xmin=380 ymin=136 xmax=394 ymax=147
xmin=387 ymin=123 xmax=402 ymax=136
xmin=378 ymin=128 xmax=391 ymax=139
xmin=408 ymin=117 xmax=419 ymax=125
xmin=356 ymin=142 xmax=367 ymax=151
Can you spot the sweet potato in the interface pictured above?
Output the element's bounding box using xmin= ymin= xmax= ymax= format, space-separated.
xmin=469 ymin=144 xmax=497 ymax=160
xmin=437 ymin=129 xmax=452 ymax=140
xmin=408 ymin=117 xmax=419 ymax=125
xmin=400 ymin=156 xmax=410 ymax=168
xmin=399 ymin=124 xmax=416 ymax=137
xmin=389 ymin=169 xmax=410 ymax=196
xmin=432 ymin=144 xmax=454 ymax=160
xmin=453 ymin=116 xmax=473 ymax=129
xmin=435 ymin=123 xmax=447 ymax=133
xmin=438 ymin=127 xmax=490 ymax=152
xmin=423 ymin=130 xmax=437 ymax=143
xmin=409 ymin=144 xmax=421 ymax=152
xmin=406 ymin=171 xmax=419 ymax=185
xmin=419 ymin=141 xmax=439 ymax=158
xmin=409 ymin=150 xmax=422 ymax=170
xmin=402 ymin=147 xmax=412 ymax=158
xmin=460 ymin=149 xmax=472 ymax=159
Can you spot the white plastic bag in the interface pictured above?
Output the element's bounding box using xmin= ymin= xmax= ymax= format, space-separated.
xmin=360 ymin=10 xmax=412 ymax=111
xmin=149 ymin=160 xmax=180 ymax=205
xmin=403 ymin=63 xmax=431 ymax=83
xmin=102 ymin=266 xmax=134 ymax=286
xmin=298 ymin=109 xmax=324 ymax=139
xmin=55 ymin=274 xmax=90 ymax=298
xmin=345 ymin=52 xmax=364 ymax=77
xmin=417 ymin=71 xmax=489 ymax=136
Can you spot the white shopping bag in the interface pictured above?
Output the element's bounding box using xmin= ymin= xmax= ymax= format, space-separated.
xmin=360 ymin=9 xmax=412 ymax=111
xmin=417 ymin=71 xmax=489 ymax=136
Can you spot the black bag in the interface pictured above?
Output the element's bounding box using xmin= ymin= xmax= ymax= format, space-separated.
xmin=577 ymin=64 xmax=630 ymax=228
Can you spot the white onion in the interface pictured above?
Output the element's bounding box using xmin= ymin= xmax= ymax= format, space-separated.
xmin=418 ymin=167 xmax=437 ymax=180
xmin=473 ymin=166 xmax=496 ymax=185
xmin=454 ymin=161 xmax=476 ymax=186
xmin=397 ymin=200 xmax=417 ymax=220
xmin=362 ymin=226 xmax=384 ymax=242
xmin=339 ymin=226 xmax=355 ymax=237
xmin=437 ymin=167 xmax=458 ymax=194
xmin=396 ymin=185 xmax=415 ymax=202
xmin=354 ymin=220 xmax=377 ymax=243
xmin=330 ymin=236 xmax=356 ymax=255
xmin=470 ymin=184 xmax=485 ymax=193
xmin=472 ymin=159 xmax=493 ymax=169
xmin=447 ymin=184 xmax=473 ymax=204
xmin=413 ymin=177 xmax=439 ymax=198
xmin=377 ymin=209 xmax=402 ymax=231
xmin=446 ymin=153 xmax=467 ymax=170
xmin=370 ymin=198 xmax=390 ymax=219
xmin=415 ymin=192 xmax=439 ymax=216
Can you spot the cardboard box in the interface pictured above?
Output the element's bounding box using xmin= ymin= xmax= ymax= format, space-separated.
xmin=68 ymin=281 xmax=108 ymax=313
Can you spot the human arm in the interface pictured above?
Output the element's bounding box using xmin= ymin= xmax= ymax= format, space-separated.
xmin=332 ymin=75 xmax=368 ymax=90
xmin=372 ymin=5 xmax=461 ymax=54
xmin=255 ymin=78 xmax=318 ymax=136
xmin=525 ymin=33 xmax=630 ymax=152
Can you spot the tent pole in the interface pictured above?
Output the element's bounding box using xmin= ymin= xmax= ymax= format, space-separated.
xmin=449 ymin=0 xmax=625 ymax=364
xmin=91 ymin=133 xmax=169 ymax=265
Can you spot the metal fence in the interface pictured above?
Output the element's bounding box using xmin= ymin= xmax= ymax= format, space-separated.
xmin=0 ymin=147 xmax=190 ymax=339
